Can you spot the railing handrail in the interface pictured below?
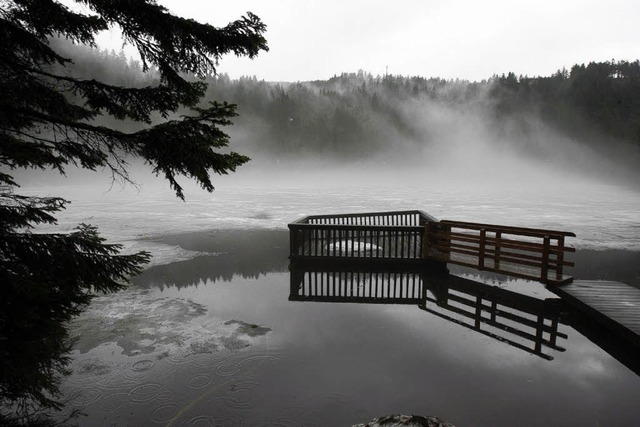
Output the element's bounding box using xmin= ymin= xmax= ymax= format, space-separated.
xmin=440 ymin=220 xmax=576 ymax=238
xmin=291 ymin=210 xmax=438 ymax=225
xmin=445 ymin=231 xmax=576 ymax=254
xmin=289 ymin=223 xmax=425 ymax=232
xmin=431 ymin=235 xmax=575 ymax=259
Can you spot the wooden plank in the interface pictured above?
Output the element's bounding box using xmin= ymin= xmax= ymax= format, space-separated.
xmin=551 ymin=280 xmax=640 ymax=345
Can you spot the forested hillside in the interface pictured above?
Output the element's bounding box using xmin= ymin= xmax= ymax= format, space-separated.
xmin=53 ymin=40 xmax=640 ymax=172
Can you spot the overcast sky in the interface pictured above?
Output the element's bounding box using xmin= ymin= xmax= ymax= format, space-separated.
xmin=97 ymin=0 xmax=640 ymax=82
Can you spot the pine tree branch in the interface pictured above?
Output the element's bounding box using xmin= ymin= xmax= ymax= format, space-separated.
xmin=1 ymin=0 xmax=267 ymax=418
xmin=0 ymin=13 xmax=70 ymax=70
xmin=28 ymin=67 xmax=207 ymax=122
xmin=0 ymin=190 xmax=66 ymax=230
xmin=10 ymin=0 xmax=107 ymax=45
xmin=78 ymin=0 xmax=268 ymax=79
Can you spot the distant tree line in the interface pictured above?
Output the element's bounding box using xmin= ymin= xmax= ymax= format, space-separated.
xmin=210 ymin=62 xmax=640 ymax=168
xmin=489 ymin=62 xmax=640 ymax=145
xmin=54 ymin=45 xmax=640 ymax=165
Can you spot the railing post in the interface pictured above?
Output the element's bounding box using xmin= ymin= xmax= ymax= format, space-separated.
xmin=550 ymin=317 xmax=558 ymax=347
xmin=494 ymin=231 xmax=501 ymax=269
xmin=290 ymin=267 xmax=304 ymax=297
xmin=393 ymin=229 xmax=398 ymax=258
xmin=542 ymin=236 xmax=550 ymax=283
xmin=475 ymin=295 xmax=483 ymax=329
xmin=289 ymin=226 xmax=297 ymax=257
xmin=423 ymin=222 xmax=431 ymax=258
xmin=351 ymin=229 xmax=356 ymax=258
xmin=313 ymin=229 xmax=318 ymax=256
xmin=556 ymin=236 xmax=565 ymax=281
xmin=443 ymin=224 xmax=451 ymax=262
xmin=479 ymin=228 xmax=486 ymax=270
xmin=535 ymin=315 xmax=544 ymax=354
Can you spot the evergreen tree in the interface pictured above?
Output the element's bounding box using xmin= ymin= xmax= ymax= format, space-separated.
xmin=0 ymin=0 xmax=267 ymax=421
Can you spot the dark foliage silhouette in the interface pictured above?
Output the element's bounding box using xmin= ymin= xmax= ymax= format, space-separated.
xmin=0 ymin=0 xmax=266 ymax=422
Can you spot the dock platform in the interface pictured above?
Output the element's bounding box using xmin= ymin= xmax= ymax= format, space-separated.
xmin=551 ymin=280 xmax=640 ymax=347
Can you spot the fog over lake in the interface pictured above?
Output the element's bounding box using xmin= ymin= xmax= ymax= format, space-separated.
xmin=20 ymin=159 xmax=640 ymax=254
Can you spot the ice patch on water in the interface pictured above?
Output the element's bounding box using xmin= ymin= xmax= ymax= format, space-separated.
xmin=18 ymin=179 xmax=640 ymax=251
xmin=118 ymin=240 xmax=211 ymax=268
xmin=69 ymin=287 xmax=270 ymax=360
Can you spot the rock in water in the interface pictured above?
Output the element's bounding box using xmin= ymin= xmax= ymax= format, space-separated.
xmin=352 ymin=414 xmax=456 ymax=427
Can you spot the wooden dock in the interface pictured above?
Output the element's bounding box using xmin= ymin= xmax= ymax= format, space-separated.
xmin=288 ymin=211 xmax=575 ymax=284
xmin=550 ymin=280 xmax=640 ymax=347
xmin=289 ymin=210 xmax=640 ymax=352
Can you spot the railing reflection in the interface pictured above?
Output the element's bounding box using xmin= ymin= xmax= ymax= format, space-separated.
xmin=290 ymin=264 xmax=567 ymax=360
xmin=290 ymin=264 xmax=424 ymax=305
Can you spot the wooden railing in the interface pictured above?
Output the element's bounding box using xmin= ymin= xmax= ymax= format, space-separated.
xmin=426 ymin=220 xmax=576 ymax=284
xmin=289 ymin=210 xmax=442 ymax=264
xmin=303 ymin=210 xmax=431 ymax=226
xmin=289 ymin=212 xmax=576 ymax=284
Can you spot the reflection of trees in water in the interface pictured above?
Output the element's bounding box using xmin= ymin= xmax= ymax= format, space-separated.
xmin=133 ymin=230 xmax=290 ymax=289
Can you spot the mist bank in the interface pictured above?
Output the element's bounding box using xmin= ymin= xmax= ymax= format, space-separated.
xmin=44 ymin=41 xmax=640 ymax=186
xmin=215 ymin=67 xmax=640 ymax=184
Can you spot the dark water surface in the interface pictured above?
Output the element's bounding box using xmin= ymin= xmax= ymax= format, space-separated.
xmin=64 ymin=230 xmax=640 ymax=426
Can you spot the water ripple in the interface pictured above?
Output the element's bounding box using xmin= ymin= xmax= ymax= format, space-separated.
xmin=187 ymin=374 xmax=212 ymax=389
xmin=215 ymin=360 xmax=240 ymax=377
xmin=75 ymin=387 xmax=103 ymax=406
xmin=186 ymin=415 xmax=242 ymax=427
xmin=132 ymin=359 xmax=155 ymax=372
xmin=128 ymin=382 xmax=164 ymax=403
xmin=150 ymin=403 xmax=180 ymax=423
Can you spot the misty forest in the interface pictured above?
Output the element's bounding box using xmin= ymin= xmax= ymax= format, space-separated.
xmin=2 ymin=1 xmax=640 ymax=427
xmin=54 ymin=41 xmax=640 ymax=174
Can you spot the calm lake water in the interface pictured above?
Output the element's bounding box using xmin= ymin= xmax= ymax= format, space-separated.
xmin=21 ymin=170 xmax=640 ymax=426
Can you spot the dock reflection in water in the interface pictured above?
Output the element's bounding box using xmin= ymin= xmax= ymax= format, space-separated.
xmin=290 ymin=263 xmax=567 ymax=360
